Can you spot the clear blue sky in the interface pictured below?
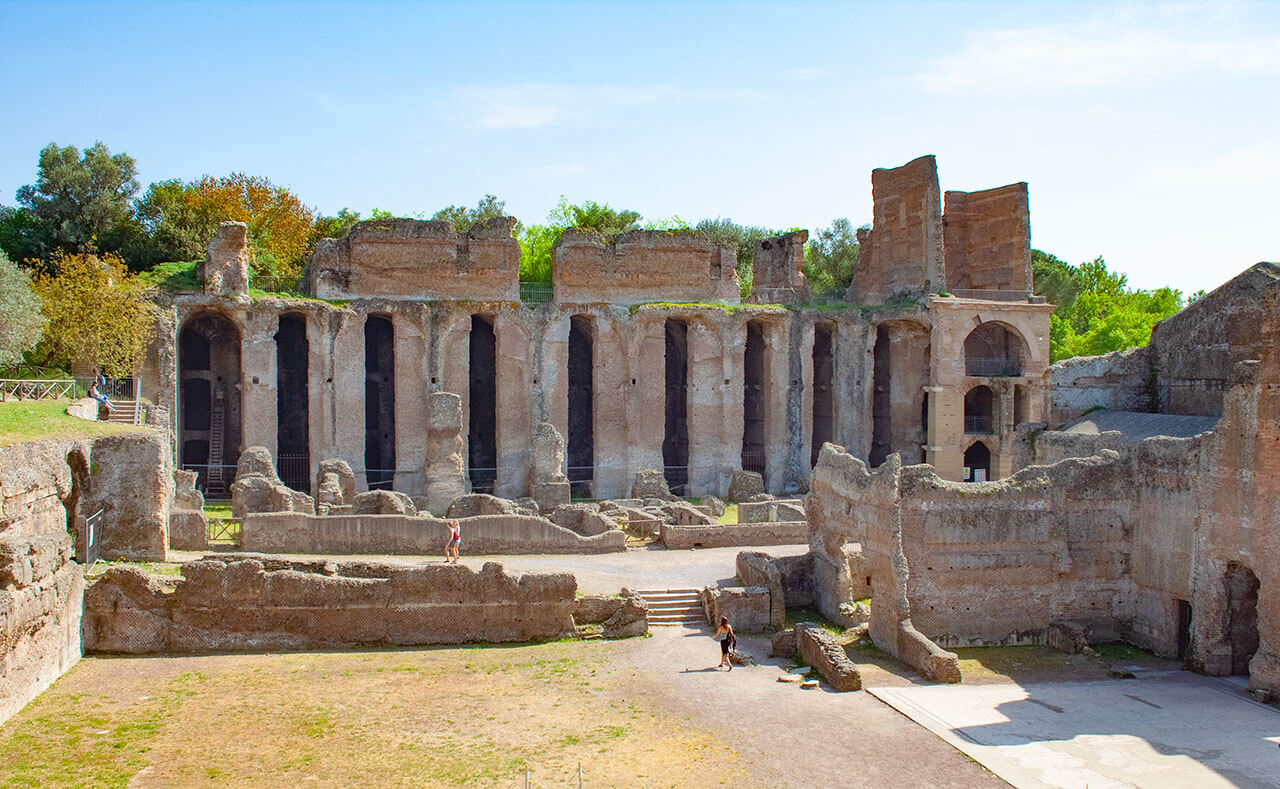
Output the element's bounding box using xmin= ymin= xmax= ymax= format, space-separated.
xmin=1 ymin=0 xmax=1276 ymax=295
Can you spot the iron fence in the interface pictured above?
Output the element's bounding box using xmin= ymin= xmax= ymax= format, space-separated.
xmin=0 ymin=379 xmax=75 ymax=401
xmin=182 ymin=463 xmax=240 ymax=496
xmin=964 ymin=415 xmax=994 ymax=434
xmin=740 ymin=448 xmax=767 ymax=477
xmin=965 ymin=358 xmax=1024 ymax=377
xmin=277 ymin=453 xmax=311 ymax=493
xmin=519 ymin=281 xmax=554 ymax=306
xmin=567 ymin=465 xmax=593 ymax=498
xmin=85 ymin=507 xmax=105 ymax=567
xmin=663 ymin=465 xmax=688 ymax=497
xmin=468 ymin=466 xmax=497 ymax=494
xmin=252 ymin=275 xmax=303 ymax=294
xmin=949 ymin=288 xmax=1033 ymax=303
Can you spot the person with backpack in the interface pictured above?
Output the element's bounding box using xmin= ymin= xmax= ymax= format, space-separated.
xmin=714 ymin=616 xmax=736 ymax=671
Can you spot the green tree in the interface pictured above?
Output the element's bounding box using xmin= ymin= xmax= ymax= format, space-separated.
xmin=30 ymin=248 xmax=156 ymax=376
xmin=15 ymin=141 xmax=139 ymax=253
xmin=132 ymin=179 xmax=222 ymax=263
xmin=0 ymin=204 xmax=54 ymax=266
xmin=694 ymin=218 xmax=779 ymax=299
xmin=312 ymin=208 xmax=363 ymax=240
xmin=431 ymin=195 xmax=513 ymax=233
xmin=804 ymin=218 xmax=861 ymax=299
xmin=516 ymin=197 xmax=643 ymax=285
xmin=1031 ymin=249 xmax=1082 ymax=312
xmin=0 ymin=250 xmax=45 ymax=369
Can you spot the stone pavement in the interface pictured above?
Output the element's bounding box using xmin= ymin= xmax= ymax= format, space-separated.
xmin=868 ymin=668 xmax=1280 ymax=788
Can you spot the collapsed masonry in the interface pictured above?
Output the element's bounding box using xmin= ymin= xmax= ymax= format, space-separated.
xmin=139 ymin=154 xmax=1050 ymax=508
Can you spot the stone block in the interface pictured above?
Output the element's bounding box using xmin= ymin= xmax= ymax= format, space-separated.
xmin=446 ymin=493 xmax=517 ymax=519
xmin=315 ymin=458 xmax=356 ymax=506
xmin=352 ymin=490 xmax=418 ymax=516
xmin=796 ymin=623 xmax=861 ymax=691
xmin=200 ymin=221 xmax=250 ymax=297
xmin=727 ymin=470 xmax=764 ymax=503
xmin=702 ymin=585 xmax=772 ymax=633
xmin=631 ymin=469 xmax=673 ymax=501
xmin=169 ymin=510 xmax=209 ymax=551
xmin=531 ymin=481 xmax=571 ymax=512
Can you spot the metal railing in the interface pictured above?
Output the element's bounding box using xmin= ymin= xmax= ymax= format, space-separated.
xmin=0 ymin=379 xmax=75 ymax=401
xmin=468 ymin=466 xmax=497 ymax=494
xmin=85 ymin=507 xmax=105 ymax=567
xmin=964 ymin=415 xmax=994 ymax=434
xmin=208 ymin=519 xmax=241 ymax=544
xmin=965 ymin=358 xmax=1024 ymax=377
xmin=567 ymin=465 xmax=593 ymax=498
xmin=252 ymin=275 xmax=303 ymax=294
xmin=277 ymin=453 xmax=311 ymax=493
xmin=663 ymin=465 xmax=689 ymax=497
xmin=740 ymin=448 xmax=766 ymax=477
xmin=365 ymin=468 xmax=397 ymax=491
xmin=182 ymin=463 xmax=240 ymax=496
xmin=519 ymin=281 xmax=554 ymax=306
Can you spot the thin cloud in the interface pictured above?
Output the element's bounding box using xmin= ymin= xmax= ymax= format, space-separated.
xmin=791 ymin=68 xmax=833 ymax=80
xmin=920 ymin=19 xmax=1280 ymax=93
xmin=446 ymin=83 xmax=760 ymax=130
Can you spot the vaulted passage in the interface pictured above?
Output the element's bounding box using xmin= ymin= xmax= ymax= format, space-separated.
xmin=742 ymin=320 xmax=766 ymax=482
xmin=468 ymin=315 xmax=498 ymax=494
xmin=870 ymin=321 xmax=930 ymax=467
xmin=963 ymin=441 xmax=991 ymax=483
xmin=275 ymin=313 xmax=310 ymax=492
xmin=1225 ymin=562 xmax=1260 ymax=676
xmin=811 ymin=322 xmax=834 ymax=466
xmin=364 ymin=315 xmax=396 ymax=491
xmin=663 ymin=318 xmax=689 ymax=495
xmin=964 ymin=385 xmax=995 ymax=434
xmin=179 ymin=314 xmax=242 ymax=496
xmin=567 ymin=315 xmax=594 ymax=497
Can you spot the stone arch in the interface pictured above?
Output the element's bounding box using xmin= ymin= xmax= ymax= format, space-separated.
xmin=178 ymin=311 xmax=243 ymax=496
xmin=964 ymin=321 xmax=1029 ymax=377
xmin=962 ymin=440 xmax=991 ymax=482
xmin=870 ymin=319 xmax=931 ymax=467
xmin=963 ymin=384 xmax=996 ymax=434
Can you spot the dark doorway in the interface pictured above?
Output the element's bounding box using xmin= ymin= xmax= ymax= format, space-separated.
xmin=963 ymin=441 xmax=991 ymax=483
xmin=811 ymin=322 xmax=834 ymax=466
xmin=1014 ymin=384 xmax=1027 ymax=425
xmin=469 ymin=315 xmax=498 ymax=494
xmin=1177 ymin=598 xmax=1193 ymax=660
xmin=663 ymin=318 xmax=689 ymax=495
xmin=742 ymin=320 xmax=766 ymax=482
xmin=964 ymin=385 xmax=995 ymax=434
xmin=364 ymin=315 xmax=396 ymax=490
xmin=179 ymin=314 xmax=242 ymax=496
xmin=275 ymin=312 xmax=310 ymax=492
xmin=567 ymin=315 xmax=594 ymax=497
xmin=964 ymin=322 xmax=1024 ymax=377
xmin=1225 ymin=562 xmax=1260 ymax=675
xmin=869 ymin=321 xmax=930 ymax=467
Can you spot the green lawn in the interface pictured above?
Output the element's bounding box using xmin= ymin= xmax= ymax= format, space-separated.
xmin=0 ymin=399 xmax=147 ymax=447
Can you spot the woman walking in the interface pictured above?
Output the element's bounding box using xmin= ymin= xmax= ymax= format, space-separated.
xmin=714 ymin=616 xmax=736 ymax=671
xmin=444 ymin=519 xmax=461 ymax=564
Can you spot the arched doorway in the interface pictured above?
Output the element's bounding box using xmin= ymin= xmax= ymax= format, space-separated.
xmin=179 ymin=313 xmax=242 ymax=496
xmin=963 ymin=441 xmax=991 ymax=482
xmin=964 ymin=322 xmax=1026 ymax=377
xmin=964 ymin=385 xmax=995 ymax=434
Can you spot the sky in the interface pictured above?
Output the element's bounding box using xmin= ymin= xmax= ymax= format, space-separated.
xmin=0 ymin=0 xmax=1276 ymax=295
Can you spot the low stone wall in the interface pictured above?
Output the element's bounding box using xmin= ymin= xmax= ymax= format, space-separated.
xmin=83 ymin=557 xmax=576 ymax=653
xmin=241 ymin=512 xmax=626 ymax=555
xmin=735 ymin=552 xmax=786 ymax=631
xmin=573 ymin=593 xmax=648 ymax=638
xmin=795 ymin=624 xmax=862 ymax=691
xmin=660 ymin=521 xmax=807 ymax=550
xmin=0 ymin=535 xmax=84 ymax=724
xmin=701 ymin=585 xmax=772 ymax=633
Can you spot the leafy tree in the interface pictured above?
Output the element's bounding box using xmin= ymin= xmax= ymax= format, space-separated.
xmin=189 ymin=173 xmax=316 ymax=278
xmin=30 ymin=248 xmax=156 ymax=376
xmin=0 ymin=205 xmax=54 ymax=266
xmin=431 ymin=195 xmax=513 ymax=233
xmin=312 ymin=208 xmax=362 ymax=240
xmin=132 ymin=179 xmax=222 ymax=264
xmin=516 ymin=197 xmax=643 ymax=284
xmin=1041 ymin=256 xmax=1183 ymax=362
xmin=0 ymin=250 xmax=45 ymax=369
xmin=15 ymin=142 xmax=139 ymax=253
xmin=694 ymin=218 xmax=778 ymax=298
xmin=803 ymin=218 xmax=861 ymax=299
xmin=1031 ymin=248 xmax=1082 ymax=312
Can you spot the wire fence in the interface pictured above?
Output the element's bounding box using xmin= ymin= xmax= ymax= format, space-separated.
xmin=519 ymin=281 xmax=554 ymax=306
xmin=252 ymin=275 xmax=304 ymax=294
xmin=567 ymin=465 xmax=593 ymax=498
xmin=277 ymin=453 xmax=311 ymax=493
xmin=965 ymin=358 xmax=1024 ymax=377
xmin=468 ymin=466 xmax=497 ymax=494
xmin=964 ymin=415 xmax=994 ymax=434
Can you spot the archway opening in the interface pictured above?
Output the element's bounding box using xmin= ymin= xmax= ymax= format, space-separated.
xmin=963 ymin=441 xmax=991 ymax=482
xmin=1225 ymin=562 xmax=1260 ymax=676
xmin=811 ymin=322 xmax=834 ymax=466
xmin=964 ymin=385 xmax=995 ymax=434
xmin=567 ymin=315 xmax=594 ymax=497
xmin=179 ymin=313 xmax=242 ymax=496
xmin=742 ymin=320 xmax=766 ymax=482
xmin=364 ymin=314 xmax=396 ymax=491
xmin=275 ymin=312 xmax=310 ymax=492
xmin=964 ymin=322 xmax=1025 ymax=377
xmin=468 ymin=315 xmax=497 ymax=494
xmin=869 ymin=321 xmax=930 ymax=467
xmin=663 ymin=318 xmax=689 ymax=495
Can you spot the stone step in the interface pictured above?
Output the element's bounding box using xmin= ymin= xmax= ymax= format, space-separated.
xmin=636 ymin=588 xmax=704 ymax=627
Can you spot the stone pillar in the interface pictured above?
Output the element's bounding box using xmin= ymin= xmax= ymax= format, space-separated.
xmin=625 ymin=315 xmax=667 ymax=496
xmin=240 ymin=309 xmax=278 ymax=462
xmin=394 ymin=308 xmax=429 ymax=496
xmin=437 ymin=310 xmax=471 ymax=487
xmin=592 ymin=313 xmax=631 ymax=499
xmin=765 ymin=317 xmax=797 ymax=494
xmin=331 ymin=311 xmax=367 ymax=490
xmin=494 ymin=312 xmax=531 ymax=499
xmin=199 ymin=222 xmax=250 ymax=297
xmin=540 ymin=314 xmax=570 ymax=449
xmin=686 ymin=316 xmax=727 ymax=496
xmin=530 ymin=421 xmax=571 ymax=510
xmin=424 ymin=392 xmax=466 ymax=515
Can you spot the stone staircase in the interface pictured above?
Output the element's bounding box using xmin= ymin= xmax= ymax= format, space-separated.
xmin=105 ymin=400 xmax=140 ymax=425
xmin=636 ymin=588 xmax=705 ymax=627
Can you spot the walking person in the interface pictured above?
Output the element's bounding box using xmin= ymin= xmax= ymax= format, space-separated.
xmin=714 ymin=616 xmax=736 ymax=671
xmin=445 ymin=518 xmax=461 ymax=564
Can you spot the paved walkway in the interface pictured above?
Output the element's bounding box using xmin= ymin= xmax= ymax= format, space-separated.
xmin=869 ymin=668 xmax=1280 ymax=788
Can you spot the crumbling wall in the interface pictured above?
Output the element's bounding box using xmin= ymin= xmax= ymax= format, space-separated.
xmin=660 ymin=521 xmax=807 ymax=550
xmin=942 ymin=183 xmax=1031 ymax=293
xmin=846 ymin=155 xmax=945 ymax=304
xmin=1044 ymin=347 xmax=1153 ymax=424
xmin=750 ymin=231 xmax=810 ymax=304
xmin=198 ymin=221 xmax=249 ymax=298
xmin=83 ymin=557 xmax=576 ymax=653
xmin=306 ymin=217 xmax=520 ymax=301
xmin=553 ymin=229 xmax=739 ymax=305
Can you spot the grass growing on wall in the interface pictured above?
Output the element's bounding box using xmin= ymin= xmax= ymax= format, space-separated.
xmin=0 ymin=400 xmax=145 ymax=447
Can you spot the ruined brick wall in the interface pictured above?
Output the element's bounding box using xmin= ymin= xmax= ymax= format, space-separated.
xmin=1045 ymin=347 xmax=1154 ymax=424
xmin=846 ymin=155 xmax=944 ymax=304
xmin=241 ymin=512 xmax=625 ymax=555
xmin=552 ymin=229 xmax=739 ymax=305
xmin=83 ymin=558 xmax=576 ymax=653
xmin=306 ymin=217 xmax=520 ymax=301
xmin=942 ymin=183 xmax=1031 ymax=293
xmin=660 ymin=521 xmax=807 ymax=549
xmin=750 ymin=231 xmax=809 ymax=304
xmin=1147 ymin=262 xmax=1279 ymax=416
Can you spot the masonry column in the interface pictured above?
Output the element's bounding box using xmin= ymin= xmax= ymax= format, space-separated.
xmin=437 ymin=309 xmax=471 ymax=487
xmin=394 ymin=307 xmax=429 ymax=496
xmin=540 ymin=313 xmax=570 ymax=450
xmin=331 ymin=310 xmax=367 ymax=490
xmin=592 ymin=313 xmax=630 ymax=499
xmin=625 ymin=314 xmax=666 ymax=495
xmin=686 ymin=314 xmax=726 ymax=496
xmin=494 ymin=311 xmax=532 ymax=499
xmin=305 ymin=309 xmax=331 ymax=490
xmin=240 ymin=308 xmax=278 ymax=462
